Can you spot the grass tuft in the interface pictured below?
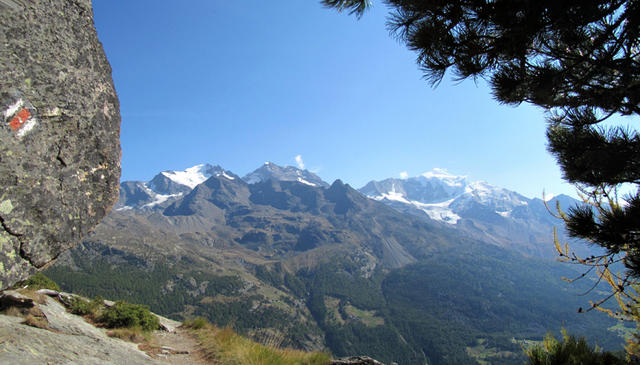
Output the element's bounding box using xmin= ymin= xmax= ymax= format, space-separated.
xmin=3 ymin=304 xmax=50 ymax=330
xmin=3 ymin=306 xmax=23 ymax=317
xmin=106 ymin=327 xmax=149 ymax=343
xmin=22 ymin=313 xmax=49 ymax=329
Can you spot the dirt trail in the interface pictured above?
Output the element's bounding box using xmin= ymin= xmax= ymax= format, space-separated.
xmin=148 ymin=327 xmax=213 ymax=365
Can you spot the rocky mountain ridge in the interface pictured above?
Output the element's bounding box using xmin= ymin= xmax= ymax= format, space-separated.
xmin=116 ymin=162 xmax=582 ymax=258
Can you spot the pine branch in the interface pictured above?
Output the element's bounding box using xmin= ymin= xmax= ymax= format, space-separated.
xmin=321 ymin=0 xmax=372 ymax=18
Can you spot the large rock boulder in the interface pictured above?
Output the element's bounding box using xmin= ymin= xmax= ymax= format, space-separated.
xmin=0 ymin=0 xmax=121 ymax=289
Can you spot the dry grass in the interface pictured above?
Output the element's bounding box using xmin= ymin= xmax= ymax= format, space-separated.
xmin=22 ymin=312 xmax=49 ymax=329
xmin=28 ymin=292 xmax=48 ymax=305
xmin=13 ymin=288 xmax=48 ymax=305
xmin=2 ymin=303 xmax=50 ymax=330
xmin=2 ymin=306 xmax=24 ymax=317
xmin=253 ymin=328 xmax=286 ymax=349
xmin=185 ymin=319 xmax=330 ymax=365
xmin=106 ymin=327 xmax=149 ymax=343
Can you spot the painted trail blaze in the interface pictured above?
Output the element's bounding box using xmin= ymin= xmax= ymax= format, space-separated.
xmin=9 ymin=107 xmax=31 ymax=131
xmin=3 ymin=97 xmax=37 ymax=138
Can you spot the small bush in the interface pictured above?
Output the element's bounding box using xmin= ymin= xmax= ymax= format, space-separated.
xmin=69 ymin=297 xmax=92 ymax=315
xmin=526 ymin=330 xmax=628 ymax=365
xmin=66 ymin=296 xmax=104 ymax=319
xmin=98 ymin=301 xmax=160 ymax=332
xmin=18 ymin=272 xmax=60 ymax=291
xmin=184 ymin=317 xmax=209 ymax=330
xmin=91 ymin=296 xmax=105 ymax=311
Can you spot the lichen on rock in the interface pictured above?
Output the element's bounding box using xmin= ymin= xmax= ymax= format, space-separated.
xmin=0 ymin=0 xmax=121 ymax=289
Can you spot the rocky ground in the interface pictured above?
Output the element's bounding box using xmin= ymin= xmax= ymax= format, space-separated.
xmin=0 ymin=289 xmax=202 ymax=365
xmin=0 ymin=289 xmax=386 ymax=365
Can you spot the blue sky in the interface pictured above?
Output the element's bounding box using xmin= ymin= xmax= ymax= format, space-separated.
xmin=92 ymin=0 xmax=576 ymax=198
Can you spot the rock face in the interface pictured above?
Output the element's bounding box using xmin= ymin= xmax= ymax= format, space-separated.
xmin=0 ymin=0 xmax=121 ymax=289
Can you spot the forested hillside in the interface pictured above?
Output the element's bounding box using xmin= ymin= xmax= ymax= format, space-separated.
xmin=46 ymin=229 xmax=626 ymax=364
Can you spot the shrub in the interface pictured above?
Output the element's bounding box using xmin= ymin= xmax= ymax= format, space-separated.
xmin=526 ymin=330 xmax=628 ymax=365
xmin=184 ymin=317 xmax=209 ymax=330
xmin=67 ymin=296 xmax=105 ymax=319
xmin=98 ymin=301 xmax=160 ymax=332
xmin=69 ymin=297 xmax=91 ymax=315
xmin=18 ymin=272 xmax=60 ymax=291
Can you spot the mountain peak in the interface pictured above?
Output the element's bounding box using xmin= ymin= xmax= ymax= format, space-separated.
xmin=116 ymin=164 xmax=240 ymax=210
xmin=420 ymin=168 xmax=467 ymax=188
xmin=160 ymin=164 xmax=215 ymax=189
xmin=330 ymin=179 xmax=345 ymax=188
xmin=421 ymin=168 xmax=464 ymax=180
xmin=242 ymin=163 xmax=329 ymax=188
xmin=157 ymin=163 xmax=239 ymax=189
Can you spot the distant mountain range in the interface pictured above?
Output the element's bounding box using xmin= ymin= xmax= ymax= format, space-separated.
xmin=116 ymin=162 xmax=582 ymax=258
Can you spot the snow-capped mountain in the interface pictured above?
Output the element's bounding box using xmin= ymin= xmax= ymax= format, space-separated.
xmin=115 ymin=164 xmax=238 ymax=210
xmin=116 ymin=163 xmax=328 ymax=210
xmin=359 ymin=169 xmax=584 ymax=257
xmin=242 ymin=162 xmax=329 ymax=188
xmin=360 ymin=168 xmax=530 ymax=224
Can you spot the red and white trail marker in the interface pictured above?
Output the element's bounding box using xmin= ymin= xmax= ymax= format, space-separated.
xmin=4 ymin=98 xmax=37 ymax=138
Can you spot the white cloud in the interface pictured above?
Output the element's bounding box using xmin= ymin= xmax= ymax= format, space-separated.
xmin=399 ymin=171 xmax=409 ymax=179
xmin=295 ymin=155 xmax=305 ymax=170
